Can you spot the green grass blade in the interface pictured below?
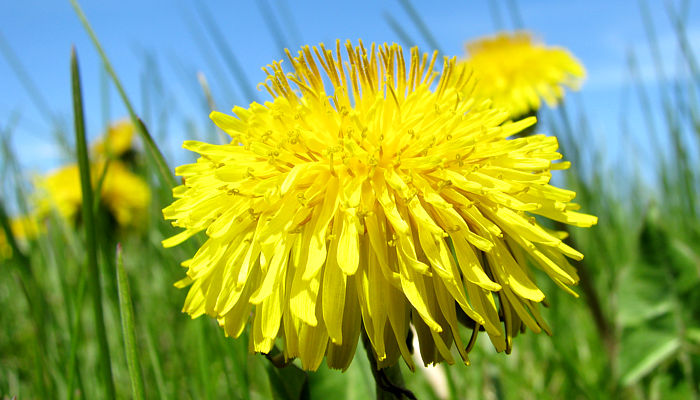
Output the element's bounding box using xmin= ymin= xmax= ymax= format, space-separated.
xmin=396 ymin=0 xmax=443 ymax=54
xmin=0 ymin=202 xmax=53 ymax=399
xmin=196 ymin=2 xmax=259 ymax=102
xmin=195 ymin=320 xmax=214 ymax=400
xmin=487 ymin=0 xmax=505 ymax=30
xmin=71 ymin=46 xmax=116 ymax=400
xmin=234 ymin=329 xmax=252 ymax=400
xmin=664 ymin=0 xmax=700 ymax=90
xmin=277 ymin=0 xmax=303 ymax=44
xmin=0 ymin=201 xmax=29 ymax=266
xmin=505 ymin=0 xmax=525 ymax=29
xmin=144 ymin=323 xmax=170 ymax=400
xmin=180 ymin=7 xmax=241 ymax=107
xmin=383 ymin=12 xmax=418 ymax=48
xmin=116 ymin=244 xmax=146 ymax=400
xmin=69 ymin=0 xmax=178 ymax=189
xmin=255 ymin=0 xmax=291 ymax=52
xmin=0 ymin=30 xmax=56 ymax=124
xmin=100 ymin=65 xmax=111 ymax=128
xmin=65 ymin=267 xmax=87 ymax=400
xmin=92 ymin=158 xmax=111 ymax=213
xmin=0 ymin=32 xmax=72 ymax=157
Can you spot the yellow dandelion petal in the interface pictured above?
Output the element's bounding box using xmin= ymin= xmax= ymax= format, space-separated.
xmin=462 ymin=31 xmax=585 ymax=118
xmin=163 ymin=40 xmax=596 ymax=371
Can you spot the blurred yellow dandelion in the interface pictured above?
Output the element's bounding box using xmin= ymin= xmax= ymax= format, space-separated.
xmin=163 ymin=40 xmax=597 ymax=371
xmin=93 ymin=119 xmax=137 ymax=159
xmin=462 ymin=31 xmax=585 ymax=118
xmin=0 ymin=216 xmax=41 ymax=259
xmin=99 ymin=162 xmax=151 ymax=227
xmin=37 ymin=164 xmax=82 ymax=222
xmin=37 ymin=161 xmax=150 ymax=229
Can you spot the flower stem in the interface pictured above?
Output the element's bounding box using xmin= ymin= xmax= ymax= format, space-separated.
xmin=361 ymin=327 xmax=416 ymax=400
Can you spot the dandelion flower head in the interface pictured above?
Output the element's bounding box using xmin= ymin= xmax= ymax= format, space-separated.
xmin=163 ymin=40 xmax=597 ymax=371
xmin=93 ymin=119 xmax=137 ymax=159
xmin=463 ymin=31 xmax=585 ymax=118
xmin=37 ymin=161 xmax=150 ymax=229
xmin=0 ymin=216 xmax=41 ymax=259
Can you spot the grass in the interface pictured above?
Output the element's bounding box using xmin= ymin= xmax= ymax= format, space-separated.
xmin=1 ymin=0 xmax=699 ymax=399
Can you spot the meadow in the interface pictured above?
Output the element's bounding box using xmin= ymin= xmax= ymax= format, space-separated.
xmin=1 ymin=1 xmax=699 ymax=399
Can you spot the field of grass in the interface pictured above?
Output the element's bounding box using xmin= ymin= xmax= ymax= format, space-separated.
xmin=1 ymin=1 xmax=699 ymax=399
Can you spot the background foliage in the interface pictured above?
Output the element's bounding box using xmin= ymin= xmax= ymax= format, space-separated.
xmin=1 ymin=0 xmax=699 ymax=399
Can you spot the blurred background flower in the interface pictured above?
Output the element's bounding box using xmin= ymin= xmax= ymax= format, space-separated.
xmin=0 ymin=215 xmax=41 ymax=259
xmin=34 ymin=161 xmax=150 ymax=229
xmin=32 ymin=120 xmax=150 ymax=230
xmin=92 ymin=119 xmax=136 ymax=160
xmin=461 ymin=31 xmax=585 ymax=118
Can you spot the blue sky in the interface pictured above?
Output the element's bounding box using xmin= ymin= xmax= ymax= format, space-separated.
xmin=1 ymin=0 xmax=698 ymax=176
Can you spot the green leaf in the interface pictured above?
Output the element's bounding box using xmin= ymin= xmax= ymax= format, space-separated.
xmin=668 ymin=238 xmax=700 ymax=293
xmin=617 ymin=263 xmax=674 ymax=327
xmin=686 ymin=327 xmax=700 ymax=345
xmin=619 ymin=327 xmax=680 ymax=385
xmin=649 ymin=372 xmax=695 ymax=400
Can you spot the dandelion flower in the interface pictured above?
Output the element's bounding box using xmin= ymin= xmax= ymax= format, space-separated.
xmin=163 ymin=41 xmax=597 ymax=371
xmin=462 ymin=31 xmax=585 ymax=118
xmin=0 ymin=216 xmax=41 ymax=259
xmin=93 ymin=119 xmax=137 ymax=159
xmin=37 ymin=161 xmax=150 ymax=229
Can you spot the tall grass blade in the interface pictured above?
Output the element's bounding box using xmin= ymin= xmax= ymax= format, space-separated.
xmin=256 ymin=0 xmax=291 ymax=51
xmin=638 ymin=0 xmax=698 ymax=223
xmin=277 ymin=0 xmax=303 ymax=45
xmin=116 ymin=244 xmax=146 ymax=400
xmin=637 ymin=1 xmax=680 ymax=116
xmin=69 ymin=0 xmax=178 ymax=189
xmin=487 ymin=0 xmax=505 ymax=30
xmin=504 ymin=0 xmax=525 ymax=29
xmin=180 ymin=7 xmax=241 ymax=107
xmin=0 ymin=31 xmax=56 ymax=124
xmin=100 ymin=65 xmax=111 ymax=129
xmin=0 ymin=31 xmax=72 ymax=155
xmin=144 ymin=322 xmax=170 ymax=400
xmin=195 ymin=320 xmax=214 ymax=400
xmin=383 ymin=12 xmax=418 ymax=48
xmin=664 ymin=0 xmax=699 ymax=90
xmin=396 ymin=0 xmax=443 ymax=54
xmin=65 ymin=267 xmax=87 ymax=400
xmin=0 ymin=201 xmax=53 ymax=398
xmin=71 ymin=46 xmax=116 ymax=400
xmin=627 ymin=50 xmax=666 ymax=171
xmin=0 ymin=202 xmax=29 ymax=266
xmin=196 ymin=2 xmax=259 ymax=102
